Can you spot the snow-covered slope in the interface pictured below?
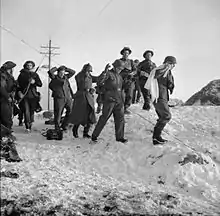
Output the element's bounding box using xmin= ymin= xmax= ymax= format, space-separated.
xmin=1 ymin=105 xmax=220 ymax=215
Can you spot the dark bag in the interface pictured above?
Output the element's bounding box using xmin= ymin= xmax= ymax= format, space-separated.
xmin=42 ymin=129 xmax=63 ymax=140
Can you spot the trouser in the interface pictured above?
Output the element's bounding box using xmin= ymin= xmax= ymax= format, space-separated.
xmin=21 ymin=98 xmax=37 ymax=129
xmin=132 ymin=79 xmax=141 ymax=103
xmin=124 ymin=81 xmax=135 ymax=109
xmin=54 ymin=98 xmax=72 ymax=130
xmin=0 ymin=101 xmax=13 ymax=130
xmin=96 ymin=93 xmax=104 ymax=112
xmin=96 ymin=93 xmax=104 ymax=105
xmin=92 ymin=101 xmax=125 ymax=140
xmin=18 ymin=103 xmax=24 ymax=122
xmin=153 ymin=99 xmax=171 ymax=138
xmin=139 ymin=77 xmax=151 ymax=106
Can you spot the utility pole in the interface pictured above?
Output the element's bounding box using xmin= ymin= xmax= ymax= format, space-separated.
xmin=40 ymin=40 xmax=60 ymax=110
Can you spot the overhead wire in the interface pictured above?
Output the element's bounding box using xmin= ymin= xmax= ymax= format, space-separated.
xmin=0 ymin=25 xmax=61 ymax=67
xmin=1 ymin=0 xmax=114 ymax=65
xmin=74 ymin=0 xmax=114 ymax=40
xmin=0 ymin=25 xmax=41 ymax=54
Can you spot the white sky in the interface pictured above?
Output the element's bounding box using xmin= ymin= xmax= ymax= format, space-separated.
xmin=1 ymin=0 xmax=220 ymax=106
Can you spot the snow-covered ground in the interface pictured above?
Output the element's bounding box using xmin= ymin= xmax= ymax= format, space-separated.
xmin=1 ymin=104 xmax=220 ymax=215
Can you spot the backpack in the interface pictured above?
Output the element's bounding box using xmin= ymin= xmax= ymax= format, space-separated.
xmin=41 ymin=128 xmax=63 ymax=140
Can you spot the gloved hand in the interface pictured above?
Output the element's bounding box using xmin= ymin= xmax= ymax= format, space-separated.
xmin=104 ymin=63 xmax=111 ymax=73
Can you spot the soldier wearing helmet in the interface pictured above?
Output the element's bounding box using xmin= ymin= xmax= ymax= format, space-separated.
xmin=117 ymin=47 xmax=136 ymax=114
xmin=137 ymin=50 xmax=156 ymax=110
xmin=91 ymin=60 xmax=128 ymax=143
xmin=0 ymin=61 xmax=17 ymax=131
xmin=17 ymin=60 xmax=43 ymax=132
xmin=152 ymin=56 xmax=177 ymax=145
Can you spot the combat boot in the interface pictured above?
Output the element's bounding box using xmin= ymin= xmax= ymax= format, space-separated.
xmin=83 ymin=124 xmax=91 ymax=138
xmin=116 ymin=138 xmax=128 ymax=143
xmin=18 ymin=120 xmax=23 ymax=126
xmin=153 ymin=127 xmax=166 ymax=145
xmin=142 ymin=103 xmax=150 ymax=111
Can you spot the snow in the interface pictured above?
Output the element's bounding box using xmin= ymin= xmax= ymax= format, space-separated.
xmin=1 ymin=104 xmax=220 ymax=215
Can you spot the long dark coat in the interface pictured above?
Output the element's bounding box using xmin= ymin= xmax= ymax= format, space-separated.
xmin=69 ymin=72 xmax=96 ymax=126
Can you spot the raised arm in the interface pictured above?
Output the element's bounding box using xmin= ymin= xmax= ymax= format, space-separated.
xmin=65 ymin=68 xmax=76 ymax=79
xmin=167 ymin=71 xmax=174 ymax=94
xmin=97 ymin=64 xmax=111 ymax=85
xmin=154 ymin=64 xmax=170 ymax=79
xmin=48 ymin=67 xmax=57 ymax=79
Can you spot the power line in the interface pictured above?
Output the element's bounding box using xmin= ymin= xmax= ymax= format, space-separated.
xmin=0 ymin=25 xmax=41 ymax=54
xmin=74 ymin=0 xmax=114 ymax=40
xmin=130 ymin=110 xmax=206 ymax=154
xmin=1 ymin=25 xmax=62 ymax=67
xmin=41 ymin=40 xmax=60 ymax=110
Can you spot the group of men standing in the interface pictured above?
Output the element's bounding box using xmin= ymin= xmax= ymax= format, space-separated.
xmin=0 ymin=46 xmax=176 ymax=146
xmin=0 ymin=61 xmax=43 ymax=133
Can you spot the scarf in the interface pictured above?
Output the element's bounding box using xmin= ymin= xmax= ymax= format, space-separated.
xmin=144 ymin=64 xmax=171 ymax=103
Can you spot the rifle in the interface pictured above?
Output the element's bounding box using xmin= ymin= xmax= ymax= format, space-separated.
xmin=17 ymin=66 xmax=39 ymax=104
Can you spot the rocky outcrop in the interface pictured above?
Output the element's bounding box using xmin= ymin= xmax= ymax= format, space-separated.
xmin=168 ymin=98 xmax=184 ymax=107
xmin=185 ymin=79 xmax=220 ymax=106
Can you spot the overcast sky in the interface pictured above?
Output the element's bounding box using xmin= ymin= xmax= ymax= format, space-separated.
xmin=1 ymin=0 xmax=220 ymax=104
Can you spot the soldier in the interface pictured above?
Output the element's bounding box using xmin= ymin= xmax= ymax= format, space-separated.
xmin=138 ymin=50 xmax=156 ymax=110
xmin=152 ymin=56 xmax=177 ymax=145
xmin=132 ymin=59 xmax=141 ymax=104
xmin=68 ymin=64 xmax=97 ymax=138
xmin=48 ymin=65 xmax=75 ymax=131
xmin=0 ymin=61 xmax=17 ymax=131
xmin=118 ymin=47 xmax=136 ymax=114
xmin=91 ymin=60 xmax=128 ymax=143
xmin=16 ymin=63 xmax=34 ymax=126
xmin=17 ymin=61 xmax=43 ymax=132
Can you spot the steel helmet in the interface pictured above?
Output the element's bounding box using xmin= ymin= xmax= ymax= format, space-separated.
xmin=164 ymin=56 xmax=177 ymax=64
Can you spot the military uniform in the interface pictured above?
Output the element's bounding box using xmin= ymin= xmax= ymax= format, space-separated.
xmin=48 ymin=66 xmax=75 ymax=131
xmin=152 ymin=56 xmax=176 ymax=145
xmin=92 ymin=68 xmax=126 ymax=141
xmin=68 ymin=65 xmax=97 ymax=138
xmin=17 ymin=68 xmax=42 ymax=130
xmin=119 ymin=58 xmax=136 ymax=111
xmin=0 ymin=62 xmax=17 ymax=130
xmin=138 ymin=59 xmax=156 ymax=109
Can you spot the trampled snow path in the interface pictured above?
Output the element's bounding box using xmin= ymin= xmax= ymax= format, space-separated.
xmin=1 ymin=105 xmax=220 ymax=215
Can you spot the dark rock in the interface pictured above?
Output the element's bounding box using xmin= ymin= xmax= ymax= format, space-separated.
xmin=168 ymin=98 xmax=184 ymax=107
xmin=179 ymin=153 xmax=209 ymax=166
xmin=185 ymin=79 xmax=220 ymax=106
